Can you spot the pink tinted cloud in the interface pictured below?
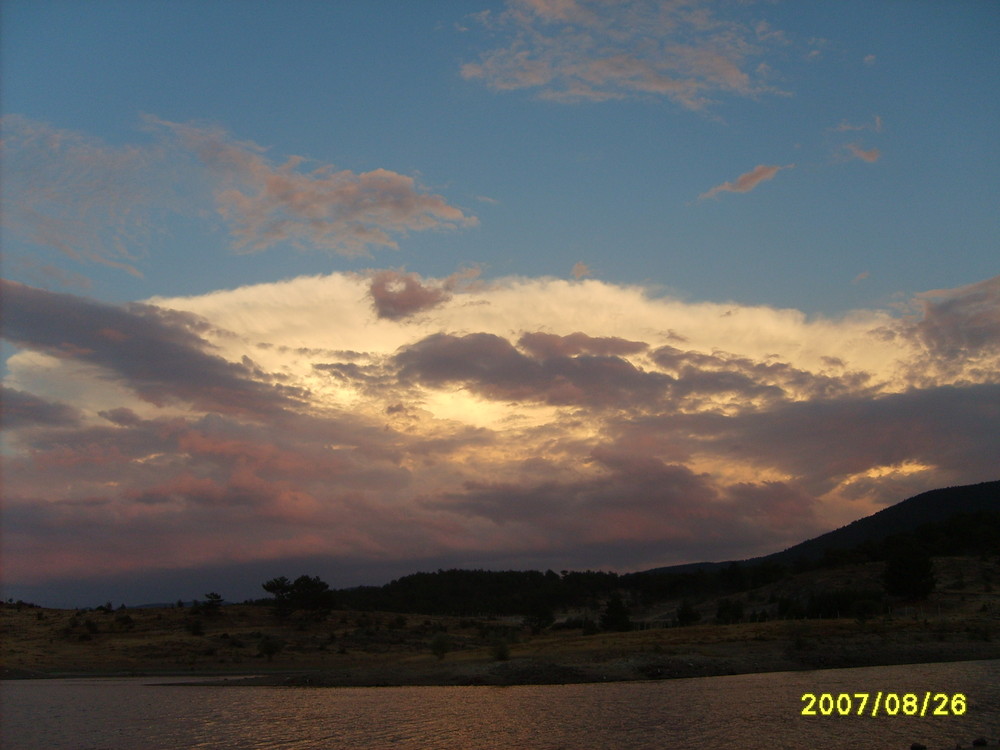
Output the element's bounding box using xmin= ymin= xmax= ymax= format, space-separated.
xmin=1 ymin=280 xmax=304 ymax=417
xmin=150 ymin=118 xmax=477 ymax=255
xmin=4 ymin=274 xmax=999 ymax=600
xmin=369 ymin=269 xmax=452 ymax=320
xmin=462 ymin=0 xmax=786 ymax=109
xmin=847 ymin=143 xmax=881 ymax=163
xmin=699 ymin=163 xmax=793 ymax=200
xmin=0 ymin=115 xmax=168 ymax=277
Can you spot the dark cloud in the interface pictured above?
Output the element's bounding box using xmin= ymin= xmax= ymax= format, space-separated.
xmin=1 ymin=280 xmax=304 ymax=418
xmin=396 ymin=331 xmax=670 ymax=407
xmin=433 ymin=447 xmax=818 ymax=563
xmin=369 ymin=269 xmax=451 ymax=320
xmin=625 ymin=382 xmax=1000 ymax=498
xmin=908 ymin=275 xmax=1000 ymax=371
xmin=518 ymin=331 xmax=648 ymax=359
xmin=1 ymin=386 xmax=81 ymax=429
xmin=651 ymin=344 xmax=872 ymax=404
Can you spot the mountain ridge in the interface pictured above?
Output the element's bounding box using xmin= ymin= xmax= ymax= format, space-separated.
xmin=644 ymin=479 xmax=1000 ymax=576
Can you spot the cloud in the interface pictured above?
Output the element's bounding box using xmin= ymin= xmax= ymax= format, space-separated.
xmin=369 ymin=269 xmax=452 ymax=320
xmin=0 ymin=116 xmax=477 ymax=277
xmin=396 ymin=331 xmax=672 ymax=407
xmin=847 ymin=143 xmax=881 ymax=163
xmin=906 ymin=275 xmax=1000 ymax=379
xmin=3 ymin=271 xmax=998 ymax=602
xmin=698 ymin=163 xmax=793 ymax=200
xmin=368 ymin=267 xmax=480 ymax=320
xmin=0 ymin=280 xmax=303 ymax=418
xmin=571 ymin=261 xmax=592 ymax=279
xmin=0 ymin=115 xmax=170 ymax=277
xmin=461 ymin=0 xmax=787 ymax=109
xmin=834 ymin=115 xmax=882 ymax=133
xmin=147 ymin=117 xmax=478 ymax=256
xmin=0 ymin=386 xmax=82 ymax=429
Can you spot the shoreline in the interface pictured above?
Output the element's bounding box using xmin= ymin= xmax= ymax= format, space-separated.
xmin=7 ymin=640 xmax=999 ymax=688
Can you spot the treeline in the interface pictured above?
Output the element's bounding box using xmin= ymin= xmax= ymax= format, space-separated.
xmin=252 ymin=510 xmax=998 ymax=622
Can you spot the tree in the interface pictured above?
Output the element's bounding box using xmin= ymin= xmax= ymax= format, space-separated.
xmin=884 ymin=542 xmax=936 ymax=599
xmin=523 ymin=599 xmax=555 ymax=634
xmin=715 ymin=598 xmax=744 ymax=625
xmin=430 ymin=632 xmax=451 ymax=660
xmin=676 ymin=599 xmax=700 ymax=627
xmin=262 ymin=575 xmax=336 ymax=617
xmin=490 ymin=639 xmax=510 ymax=661
xmin=258 ymin=635 xmax=284 ymax=662
xmin=600 ymin=592 xmax=632 ymax=632
xmin=203 ymin=592 xmax=223 ymax=617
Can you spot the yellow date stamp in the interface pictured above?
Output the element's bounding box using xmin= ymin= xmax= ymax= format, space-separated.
xmin=801 ymin=692 xmax=967 ymax=717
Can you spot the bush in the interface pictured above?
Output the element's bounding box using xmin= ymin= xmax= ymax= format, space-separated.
xmin=676 ymin=599 xmax=700 ymax=627
xmin=490 ymin=639 xmax=510 ymax=661
xmin=430 ymin=632 xmax=451 ymax=660
xmin=258 ymin=635 xmax=285 ymax=662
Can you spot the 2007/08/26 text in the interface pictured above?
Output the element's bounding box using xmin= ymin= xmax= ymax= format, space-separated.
xmin=801 ymin=692 xmax=967 ymax=717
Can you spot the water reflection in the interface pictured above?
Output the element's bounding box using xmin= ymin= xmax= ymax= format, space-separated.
xmin=2 ymin=660 xmax=997 ymax=749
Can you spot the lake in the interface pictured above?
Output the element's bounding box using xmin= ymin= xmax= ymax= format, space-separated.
xmin=2 ymin=660 xmax=997 ymax=749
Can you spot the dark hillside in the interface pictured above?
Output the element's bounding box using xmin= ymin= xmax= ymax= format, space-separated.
xmin=761 ymin=480 xmax=999 ymax=566
xmin=645 ymin=480 xmax=999 ymax=576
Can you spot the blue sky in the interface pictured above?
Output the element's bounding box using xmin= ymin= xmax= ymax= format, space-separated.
xmin=2 ymin=0 xmax=998 ymax=606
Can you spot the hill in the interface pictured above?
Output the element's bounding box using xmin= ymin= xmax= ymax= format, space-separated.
xmin=646 ymin=480 xmax=999 ymax=575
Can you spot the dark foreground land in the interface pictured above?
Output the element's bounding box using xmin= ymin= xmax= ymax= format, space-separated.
xmin=4 ymin=556 xmax=999 ymax=687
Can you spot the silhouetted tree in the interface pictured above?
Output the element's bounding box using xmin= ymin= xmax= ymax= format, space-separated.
xmin=884 ymin=542 xmax=936 ymax=599
xmin=262 ymin=575 xmax=336 ymax=616
xmin=715 ymin=598 xmax=744 ymax=625
xmin=258 ymin=635 xmax=284 ymax=662
xmin=676 ymin=599 xmax=700 ymax=627
xmin=203 ymin=592 xmax=223 ymax=616
xmin=430 ymin=632 xmax=451 ymax=660
xmin=600 ymin=592 xmax=632 ymax=632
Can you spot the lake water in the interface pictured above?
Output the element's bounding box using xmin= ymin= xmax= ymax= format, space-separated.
xmin=2 ymin=660 xmax=997 ymax=749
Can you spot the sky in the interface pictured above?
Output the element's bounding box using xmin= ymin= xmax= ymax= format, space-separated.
xmin=1 ymin=0 xmax=998 ymax=608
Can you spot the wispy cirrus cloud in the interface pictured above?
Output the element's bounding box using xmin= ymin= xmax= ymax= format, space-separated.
xmin=0 ymin=115 xmax=478 ymax=279
xmin=698 ymin=163 xmax=793 ymax=200
xmin=0 ymin=115 xmax=171 ymax=277
xmin=148 ymin=117 xmax=478 ymax=256
xmin=846 ymin=143 xmax=881 ymax=163
xmin=461 ymin=0 xmax=788 ymax=109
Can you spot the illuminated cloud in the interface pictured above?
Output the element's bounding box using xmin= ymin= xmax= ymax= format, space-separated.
xmin=461 ymin=0 xmax=786 ymax=109
xmin=847 ymin=143 xmax=881 ymax=163
xmin=149 ymin=117 xmax=478 ymax=255
xmin=2 ymin=272 xmax=998 ymax=597
xmin=0 ymin=280 xmax=304 ymax=418
xmin=698 ymin=163 xmax=793 ymax=200
xmin=0 ymin=116 xmax=477 ymax=278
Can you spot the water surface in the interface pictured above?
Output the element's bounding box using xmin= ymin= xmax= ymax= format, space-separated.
xmin=2 ymin=659 xmax=997 ymax=749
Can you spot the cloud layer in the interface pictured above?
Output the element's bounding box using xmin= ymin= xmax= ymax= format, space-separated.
xmin=3 ymin=271 xmax=998 ymax=602
xmin=461 ymin=0 xmax=787 ymax=108
xmin=0 ymin=115 xmax=477 ymax=269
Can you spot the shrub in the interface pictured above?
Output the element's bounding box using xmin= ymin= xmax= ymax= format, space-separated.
xmin=258 ymin=635 xmax=285 ymax=662
xmin=490 ymin=639 xmax=510 ymax=661
xmin=430 ymin=632 xmax=451 ymax=660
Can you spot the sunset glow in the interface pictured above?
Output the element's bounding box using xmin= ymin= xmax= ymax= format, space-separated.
xmin=2 ymin=0 xmax=997 ymax=607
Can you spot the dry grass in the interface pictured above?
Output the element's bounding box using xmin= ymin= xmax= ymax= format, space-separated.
xmin=3 ymin=555 xmax=998 ymax=683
